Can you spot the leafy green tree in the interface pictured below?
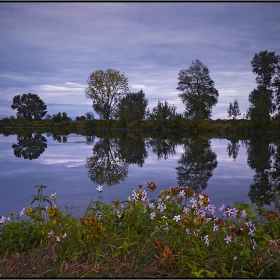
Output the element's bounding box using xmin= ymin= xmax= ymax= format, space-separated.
xmin=85 ymin=69 xmax=129 ymax=120
xmin=247 ymin=91 xmax=271 ymax=128
xmin=147 ymin=100 xmax=177 ymax=127
xmin=227 ymin=99 xmax=241 ymax=119
xmin=85 ymin=111 xmax=95 ymax=121
xmin=11 ymin=93 xmax=47 ymax=121
xmin=117 ymin=90 xmax=148 ymax=124
xmin=248 ymin=51 xmax=280 ymax=122
xmin=52 ymin=112 xmax=71 ymax=122
xmin=176 ymin=59 xmax=219 ymax=121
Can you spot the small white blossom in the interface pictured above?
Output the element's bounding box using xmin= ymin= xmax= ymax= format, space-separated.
xmin=56 ymin=236 xmax=60 ymax=242
xmin=224 ymin=235 xmax=232 ymax=244
xmin=179 ymin=190 xmax=185 ymax=197
xmin=241 ymin=209 xmax=247 ymax=219
xmin=173 ymin=215 xmax=181 ymax=222
xmin=0 ymin=216 xmax=6 ymax=223
xmin=219 ymin=204 xmax=225 ymax=211
xmin=96 ymin=185 xmax=103 ymax=192
xmin=20 ymin=208 xmax=25 ymax=216
xmin=183 ymin=206 xmax=190 ymax=214
xmin=150 ymin=212 xmax=156 ymax=220
xmin=186 ymin=228 xmax=190 ymax=235
xmin=48 ymin=231 xmax=54 ymax=237
xmin=63 ymin=233 xmax=67 ymax=238
xmin=213 ymin=224 xmax=219 ymax=232
xmin=204 ymin=235 xmax=210 ymax=246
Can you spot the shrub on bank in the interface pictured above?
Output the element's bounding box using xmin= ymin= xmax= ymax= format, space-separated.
xmin=0 ymin=182 xmax=279 ymax=278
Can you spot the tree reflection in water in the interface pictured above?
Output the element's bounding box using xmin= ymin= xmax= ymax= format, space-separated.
xmin=176 ymin=137 xmax=218 ymax=193
xmin=245 ymin=137 xmax=275 ymax=205
xmin=146 ymin=135 xmax=178 ymax=160
xmin=86 ymin=133 xmax=148 ymax=186
xmin=12 ymin=132 xmax=47 ymax=160
xmin=86 ymin=137 xmax=129 ymax=186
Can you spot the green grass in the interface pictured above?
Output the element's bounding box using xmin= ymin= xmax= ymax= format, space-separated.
xmin=0 ymin=182 xmax=279 ymax=278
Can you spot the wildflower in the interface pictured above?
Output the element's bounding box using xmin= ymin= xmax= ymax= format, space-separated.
xmin=219 ymin=204 xmax=225 ymax=211
xmin=20 ymin=208 xmax=25 ymax=216
xmin=148 ymin=202 xmax=155 ymax=209
xmin=251 ymin=239 xmax=257 ymax=250
xmin=56 ymin=236 xmax=60 ymax=242
xmin=128 ymin=196 xmax=131 ymax=201
xmin=204 ymin=235 xmax=210 ymax=246
xmin=186 ymin=228 xmax=190 ymax=235
xmin=248 ymin=228 xmax=255 ymax=237
xmin=46 ymin=205 xmax=58 ymax=218
xmin=63 ymin=233 xmax=67 ymax=238
xmin=0 ymin=216 xmax=6 ymax=223
xmin=112 ymin=200 xmax=120 ymax=208
xmin=116 ymin=210 xmax=122 ymax=218
xmin=150 ymin=212 xmax=156 ymax=220
xmin=206 ymin=203 xmax=216 ymax=215
xmin=50 ymin=192 xmax=57 ymax=201
xmin=173 ymin=215 xmax=181 ymax=222
xmin=213 ymin=224 xmax=219 ymax=232
xmin=183 ymin=206 xmax=190 ymax=214
xmin=96 ymin=185 xmax=103 ymax=192
xmin=157 ymin=202 xmax=166 ymax=213
xmin=7 ymin=217 xmax=10 ymax=221
xmin=224 ymin=235 xmax=232 ymax=244
xmin=25 ymin=206 xmax=35 ymax=217
xmin=179 ymin=190 xmax=185 ymax=197
xmin=241 ymin=209 xmax=247 ymax=219
xmin=190 ymin=197 xmax=197 ymax=208
xmin=162 ymin=215 xmax=167 ymax=219
xmin=48 ymin=231 xmax=54 ymax=237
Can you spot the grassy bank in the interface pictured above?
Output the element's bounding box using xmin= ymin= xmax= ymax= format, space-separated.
xmin=2 ymin=117 xmax=280 ymax=136
xmin=0 ymin=183 xmax=279 ymax=278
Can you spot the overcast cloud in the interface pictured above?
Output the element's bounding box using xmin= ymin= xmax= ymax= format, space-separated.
xmin=1 ymin=2 xmax=280 ymax=119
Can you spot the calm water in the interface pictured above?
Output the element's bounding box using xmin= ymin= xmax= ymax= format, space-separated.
xmin=0 ymin=132 xmax=279 ymax=218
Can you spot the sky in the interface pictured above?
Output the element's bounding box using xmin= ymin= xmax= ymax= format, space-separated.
xmin=1 ymin=2 xmax=280 ymax=120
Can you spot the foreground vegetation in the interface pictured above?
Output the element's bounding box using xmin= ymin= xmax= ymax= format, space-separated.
xmin=0 ymin=182 xmax=279 ymax=278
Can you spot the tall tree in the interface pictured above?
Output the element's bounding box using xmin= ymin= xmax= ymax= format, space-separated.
xmin=85 ymin=69 xmax=129 ymax=120
xmin=176 ymin=59 xmax=219 ymax=121
xmin=248 ymin=50 xmax=280 ymax=121
xmin=117 ymin=90 xmax=148 ymax=124
xmin=227 ymin=99 xmax=241 ymax=119
xmin=11 ymin=93 xmax=47 ymax=121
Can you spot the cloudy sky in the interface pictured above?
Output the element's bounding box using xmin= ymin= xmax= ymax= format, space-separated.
xmin=1 ymin=2 xmax=280 ymax=119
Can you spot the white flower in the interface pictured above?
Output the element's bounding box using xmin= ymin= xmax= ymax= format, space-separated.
xmin=148 ymin=202 xmax=155 ymax=209
xmin=204 ymin=235 xmax=210 ymax=246
xmin=48 ymin=231 xmax=54 ymax=237
xmin=56 ymin=236 xmax=60 ymax=242
xmin=157 ymin=202 xmax=166 ymax=213
xmin=50 ymin=192 xmax=57 ymax=201
xmin=190 ymin=198 xmax=197 ymax=208
xmin=173 ymin=215 xmax=181 ymax=222
xmin=219 ymin=204 xmax=225 ymax=211
xmin=186 ymin=228 xmax=190 ymax=235
xmin=179 ymin=190 xmax=185 ymax=197
xmin=0 ymin=216 xmax=6 ymax=223
xmin=63 ymin=233 xmax=67 ymax=238
xmin=116 ymin=210 xmax=122 ymax=218
xmin=96 ymin=185 xmax=103 ymax=192
xmin=183 ymin=206 xmax=190 ymax=214
xmin=20 ymin=208 xmax=25 ymax=216
xmin=224 ymin=235 xmax=232 ymax=244
xmin=150 ymin=212 xmax=156 ymax=220
xmin=213 ymin=224 xmax=219 ymax=232
xmin=7 ymin=217 xmax=10 ymax=221
xmin=241 ymin=209 xmax=247 ymax=219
